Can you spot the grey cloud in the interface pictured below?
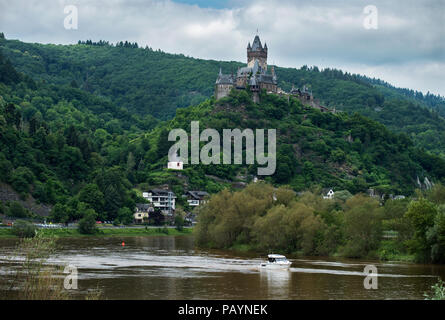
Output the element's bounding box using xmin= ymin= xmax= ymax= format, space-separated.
xmin=0 ymin=0 xmax=443 ymax=95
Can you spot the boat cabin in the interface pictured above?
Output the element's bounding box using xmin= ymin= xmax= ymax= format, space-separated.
xmin=267 ymin=254 xmax=288 ymax=263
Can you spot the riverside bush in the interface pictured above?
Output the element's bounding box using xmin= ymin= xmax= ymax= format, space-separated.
xmin=11 ymin=220 xmax=36 ymax=238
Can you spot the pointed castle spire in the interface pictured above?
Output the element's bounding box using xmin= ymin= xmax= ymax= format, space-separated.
xmin=251 ymin=35 xmax=263 ymax=51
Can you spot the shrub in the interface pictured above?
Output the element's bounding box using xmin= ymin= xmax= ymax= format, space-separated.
xmin=424 ymin=278 xmax=445 ymax=300
xmin=77 ymin=209 xmax=98 ymax=234
xmin=12 ymin=220 xmax=36 ymax=238
xmin=175 ymin=215 xmax=184 ymax=231
xmin=7 ymin=201 xmax=28 ymax=218
xmin=11 ymin=166 xmax=35 ymax=194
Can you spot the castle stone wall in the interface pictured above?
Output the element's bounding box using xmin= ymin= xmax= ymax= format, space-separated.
xmin=215 ymin=84 xmax=233 ymax=100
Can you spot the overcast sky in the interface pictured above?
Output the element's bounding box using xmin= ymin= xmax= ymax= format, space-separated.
xmin=0 ymin=0 xmax=444 ymax=96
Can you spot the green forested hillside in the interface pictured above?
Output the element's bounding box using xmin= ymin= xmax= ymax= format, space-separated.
xmin=276 ymin=67 xmax=445 ymax=157
xmin=1 ymin=37 xmax=445 ymax=224
xmin=1 ymin=36 xmax=445 ymax=157
xmin=0 ymin=38 xmax=227 ymax=119
xmin=0 ymin=50 xmax=158 ymax=222
xmin=150 ymin=89 xmax=445 ymax=195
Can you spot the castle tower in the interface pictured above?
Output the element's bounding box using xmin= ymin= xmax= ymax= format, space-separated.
xmin=247 ymin=35 xmax=267 ymax=71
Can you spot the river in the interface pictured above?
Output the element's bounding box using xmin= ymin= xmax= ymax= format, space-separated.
xmin=1 ymin=236 xmax=444 ymax=299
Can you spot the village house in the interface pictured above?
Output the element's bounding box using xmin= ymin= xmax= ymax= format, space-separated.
xmin=167 ymin=161 xmax=183 ymax=170
xmin=142 ymin=189 xmax=176 ymax=215
xmin=167 ymin=150 xmax=184 ymax=170
xmin=185 ymin=191 xmax=209 ymax=207
xmin=133 ymin=203 xmax=154 ymax=224
xmin=323 ymin=189 xmax=335 ymax=199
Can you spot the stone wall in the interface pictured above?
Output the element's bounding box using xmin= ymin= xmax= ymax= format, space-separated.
xmin=215 ymin=84 xmax=233 ymax=100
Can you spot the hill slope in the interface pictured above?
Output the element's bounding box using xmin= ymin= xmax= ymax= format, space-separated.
xmin=149 ymin=89 xmax=445 ymax=195
xmin=0 ymin=50 xmax=157 ymax=221
xmin=1 ymin=37 xmax=445 ymax=157
xmin=2 ymin=40 xmax=445 ymax=222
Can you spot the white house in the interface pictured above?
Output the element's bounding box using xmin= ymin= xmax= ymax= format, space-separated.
xmin=323 ymin=189 xmax=335 ymax=199
xmin=167 ymin=151 xmax=183 ymax=170
xmin=167 ymin=161 xmax=183 ymax=170
xmin=142 ymin=189 xmax=176 ymax=215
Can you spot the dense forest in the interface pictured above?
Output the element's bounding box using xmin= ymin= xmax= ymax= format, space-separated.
xmin=1 ymin=36 xmax=445 ymax=156
xmin=1 ymin=34 xmax=445 ymax=228
xmin=151 ymin=89 xmax=445 ymax=195
xmin=0 ymin=49 xmax=157 ymax=223
xmin=195 ymin=182 xmax=445 ymax=264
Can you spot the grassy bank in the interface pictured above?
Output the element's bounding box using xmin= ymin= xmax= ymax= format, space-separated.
xmin=376 ymin=240 xmax=416 ymax=263
xmin=0 ymin=227 xmax=193 ymax=238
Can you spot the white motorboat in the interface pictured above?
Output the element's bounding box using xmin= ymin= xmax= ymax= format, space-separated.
xmin=259 ymin=254 xmax=292 ymax=269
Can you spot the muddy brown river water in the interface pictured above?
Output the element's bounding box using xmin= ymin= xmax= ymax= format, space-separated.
xmin=1 ymin=236 xmax=444 ymax=299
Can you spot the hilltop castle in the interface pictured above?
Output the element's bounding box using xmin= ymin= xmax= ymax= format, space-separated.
xmin=215 ymin=34 xmax=334 ymax=113
xmin=215 ymin=35 xmax=278 ymax=103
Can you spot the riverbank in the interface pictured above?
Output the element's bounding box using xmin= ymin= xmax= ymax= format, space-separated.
xmin=225 ymin=240 xmax=416 ymax=264
xmin=0 ymin=226 xmax=193 ymax=238
xmin=0 ymin=226 xmax=417 ymax=263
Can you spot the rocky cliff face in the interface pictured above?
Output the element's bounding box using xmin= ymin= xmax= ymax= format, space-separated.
xmin=0 ymin=183 xmax=51 ymax=217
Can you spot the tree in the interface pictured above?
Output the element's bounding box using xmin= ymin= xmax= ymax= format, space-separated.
xmin=334 ymin=190 xmax=353 ymax=202
xmin=156 ymin=128 xmax=172 ymax=159
xmin=330 ymin=148 xmax=346 ymax=163
xmin=77 ymin=209 xmax=98 ymax=234
xmin=50 ymin=203 xmax=69 ymax=224
xmin=427 ymin=184 xmax=445 ymax=205
xmin=8 ymin=201 xmax=28 ymax=218
xmin=0 ymin=153 xmax=13 ymax=182
xmin=428 ymin=206 xmax=445 ymax=263
xmin=149 ymin=209 xmax=165 ymax=226
xmin=175 ymin=214 xmax=184 ymax=231
xmin=78 ymin=183 xmax=105 ymax=214
xmin=95 ymin=167 xmax=131 ymax=220
xmin=405 ymin=199 xmax=437 ymax=256
xmin=342 ymin=195 xmax=383 ymax=258
xmin=0 ymin=55 xmax=21 ymax=85
xmin=126 ymin=152 xmax=136 ymax=172
xmin=70 ymin=80 xmax=78 ymax=88
xmin=11 ymin=167 xmax=35 ymax=195
xmin=116 ymin=207 xmax=133 ymax=225
xmin=274 ymin=162 xmax=292 ymax=183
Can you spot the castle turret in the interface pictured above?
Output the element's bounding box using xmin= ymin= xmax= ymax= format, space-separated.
xmin=247 ymin=35 xmax=267 ymax=71
xmin=215 ymin=67 xmax=234 ymax=100
xmin=215 ymin=34 xmax=278 ymax=101
xmin=271 ymin=65 xmax=277 ymax=84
